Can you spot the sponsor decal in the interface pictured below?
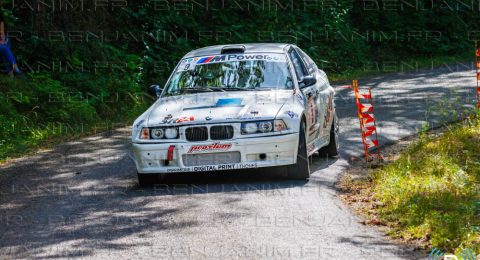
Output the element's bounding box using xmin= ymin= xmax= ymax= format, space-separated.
xmin=216 ymin=98 xmax=243 ymax=107
xmin=225 ymin=116 xmax=267 ymax=121
xmin=323 ymin=94 xmax=334 ymax=128
xmin=285 ymin=111 xmax=298 ymax=118
xmin=135 ymin=119 xmax=144 ymax=128
xmin=166 ymin=168 xmax=191 ymax=173
xmin=307 ymin=143 xmax=316 ymax=154
xmin=307 ymin=95 xmax=318 ymax=133
xmin=175 ymin=116 xmax=194 ymax=123
xmin=308 ymin=136 xmax=330 ymax=155
xmin=196 ymin=54 xmax=284 ymax=64
xmin=296 ymin=93 xmax=306 ymax=105
xmin=166 ymin=163 xmax=258 ymax=173
xmin=162 ymin=114 xmax=174 ymax=123
xmin=188 ymin=143 xmax=232 ymax=154
xmin=250 ymin=111 xmax=259 ymax=116
xmin=179 ymin=53 xmax=286 ymax=71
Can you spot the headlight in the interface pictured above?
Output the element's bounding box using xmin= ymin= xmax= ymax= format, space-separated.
xmin=164 ymin=128 xmax=179 ymax=139
xmin=242 ymin=123 xmax=258 ymax=134
xmin=241 ymin=120 xmax=286 ymax=135
xmin=258 ymin=121 xmax=273 ymax=133
xmin=141 ymin=127 xmax=179 ymax=140
xmin=151 ymin=128 xmax=165 ymax=139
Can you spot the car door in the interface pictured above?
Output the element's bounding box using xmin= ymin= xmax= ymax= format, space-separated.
xmin=288 ymin=47 xmax=321 ymax=143
xmin=316 ymin=69 xmax=335 ymax=138
xmin=296 ymin=48 xmax=333 ymax=139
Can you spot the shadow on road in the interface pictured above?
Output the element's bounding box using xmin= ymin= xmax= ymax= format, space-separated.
xmin=0 ymin=128 xmax=338 ymax=258
xmin=1 ymin=65 xmax=475 ymax=258
xmin=143 ymin=155 xmax=339 ymax=195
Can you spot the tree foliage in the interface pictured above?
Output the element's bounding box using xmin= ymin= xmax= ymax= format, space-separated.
xmin=0 ymin=0 xmax=478 ymax=158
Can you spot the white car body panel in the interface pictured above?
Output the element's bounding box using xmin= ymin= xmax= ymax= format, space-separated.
xmin=131 ymin=44 xmax=336 ymax=174
xmin=132 ymin=133 xmax=298 ymax=173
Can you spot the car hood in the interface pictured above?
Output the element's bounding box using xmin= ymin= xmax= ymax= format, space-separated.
xmin=146 ymin=90 xmax=295 ymax=126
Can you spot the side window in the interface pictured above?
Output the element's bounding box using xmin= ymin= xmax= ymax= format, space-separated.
xmin=297 ymin=48 xmax=330 ymax=88
xmin=318 ymin=69 xmax=330 ymax=86
xmin=298 ymin=49 xmax=317 ymax=75
xmin=288 ymin=48 xmax=308 ymax=80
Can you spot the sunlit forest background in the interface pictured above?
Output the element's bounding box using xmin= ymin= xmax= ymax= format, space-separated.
xmin=1 ymin=0 xmax=479 ymax=158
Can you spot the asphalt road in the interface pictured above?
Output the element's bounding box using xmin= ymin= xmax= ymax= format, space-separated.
xmin=0 ymin=64 xmax=477 ymax=259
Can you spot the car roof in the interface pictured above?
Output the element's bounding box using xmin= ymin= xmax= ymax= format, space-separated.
xmin=183 ymin=43 xmax=293 ymax=58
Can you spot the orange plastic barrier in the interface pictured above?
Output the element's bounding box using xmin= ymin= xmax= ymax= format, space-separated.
xmin=476 ymin=42 xmax=480 ymax=109
xmin=352 ymin=80 xmax=382 ymax=162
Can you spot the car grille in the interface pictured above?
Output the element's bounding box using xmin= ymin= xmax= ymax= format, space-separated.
xmin=185 ymin=127 xmax=208 ymax=141
xmin=210 ymin=125 xmax=234 ymax=140
xmin=182 ymin=152 xmax=241 ymax=167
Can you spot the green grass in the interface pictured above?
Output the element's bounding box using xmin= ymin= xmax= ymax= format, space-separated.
xmin=0 ymin=71 xmax=150 ymax=163
xmin=0 ymin=118 xmax=140 ymax=164
xmin=370 ymin=115 xmax=480 ymax=254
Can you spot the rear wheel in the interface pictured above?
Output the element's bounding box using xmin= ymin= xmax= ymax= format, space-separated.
xmin=318 ymin=113 xmax=339 ymax=157
xmin=137 ymin=173 xmax=158 ymax=186
xmin=287 ymin=121 xmax=310 ymax=180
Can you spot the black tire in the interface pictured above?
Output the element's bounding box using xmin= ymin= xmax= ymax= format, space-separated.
xmin=137 ymin=173 xmax=158 ymax=186
xmin=287 ymin=121 xmax=310 ymax=180
xmin=318 ymin=114 xmax=339 ymax=157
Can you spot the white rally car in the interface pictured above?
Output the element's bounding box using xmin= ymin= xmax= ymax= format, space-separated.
xmin=132 ymin=44 xmax=339 ymax=185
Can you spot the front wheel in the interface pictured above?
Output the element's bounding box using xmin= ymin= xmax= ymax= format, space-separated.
xmin=318 ymin=113 xmax=339 ymax=157
xmin=286 ymin=122 xmax=310 ymax=180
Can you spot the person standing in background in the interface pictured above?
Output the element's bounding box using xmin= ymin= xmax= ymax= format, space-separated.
xmin=0 ymin=11 xmax=22 ymax=77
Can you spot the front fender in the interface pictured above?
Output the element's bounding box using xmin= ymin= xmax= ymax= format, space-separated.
xmin=276 ymin=103 xmax=306 ymax=133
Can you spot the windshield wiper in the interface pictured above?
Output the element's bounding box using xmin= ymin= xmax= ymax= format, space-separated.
xmin=224 ymin=87 xmax=254 ymax=91
xmin=180 ymin=88 xmax=212 ymax=93
xmin=209 ymin=87 xmax=226 ymax=92
xmin=180 ymin=87 xmax=273 ymax=93
xmin=180 ymin=87 xmax=225 ymax=93
xmin=224 ymin=87 xmax=273 ymax=91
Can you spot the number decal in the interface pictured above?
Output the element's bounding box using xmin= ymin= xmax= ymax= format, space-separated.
xmin=307 ymin=95 xmax=317 ymax=132
xmin=323 ymin=95 xmax=333 ymax=129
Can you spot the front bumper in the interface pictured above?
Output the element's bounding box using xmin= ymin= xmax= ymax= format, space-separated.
xmin=132 ymin=133 xmax=298 ymax=174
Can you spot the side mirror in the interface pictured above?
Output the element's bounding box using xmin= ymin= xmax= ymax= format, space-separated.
xmin=299 ymin=75 xmax=317 ymax=88
xmin=148 ymin=85 xmax=162 ymax=98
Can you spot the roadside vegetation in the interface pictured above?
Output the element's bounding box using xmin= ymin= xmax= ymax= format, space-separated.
xmin=340 ymin=114 xmax=480 ymax=254
xmin=0 ymin=71 xmax=149 ymax=160
xmin=1 ymin=0 xmax=479 ymax=160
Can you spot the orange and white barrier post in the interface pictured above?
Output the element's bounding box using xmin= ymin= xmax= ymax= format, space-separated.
xmin=352 ymin=80 xmax=382 ymax=162
xmin=476 ymin=41 xmax=480 ymax=109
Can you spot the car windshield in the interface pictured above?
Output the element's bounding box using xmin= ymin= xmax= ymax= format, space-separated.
xmin=164 ymin=53 xmax=293 ymax=96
